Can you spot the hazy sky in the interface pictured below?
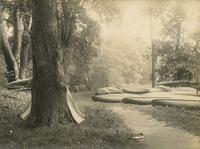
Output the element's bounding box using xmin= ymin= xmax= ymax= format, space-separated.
xmin=101 ymin=1 xmax=151 ymax=48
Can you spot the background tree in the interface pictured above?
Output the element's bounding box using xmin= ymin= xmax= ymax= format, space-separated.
xmin=0 ymin=0 xmax=32 ymax=82
xmin=153 ymin=1 xmax=194 ymax=82
xmin=0 ymin=9 xmax=19 ymax=82
xmin=0 ymin=0 xmax=101 ymax=90
xmin=60 ymin=0 xmax=101 ymax=91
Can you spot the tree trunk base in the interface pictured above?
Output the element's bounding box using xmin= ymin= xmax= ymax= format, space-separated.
xmin=21 ymin=88 xmax=85 ymax=126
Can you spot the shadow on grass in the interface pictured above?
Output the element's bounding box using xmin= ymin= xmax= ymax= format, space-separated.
xmin=0 ymin=90 xmax=145 ymax=149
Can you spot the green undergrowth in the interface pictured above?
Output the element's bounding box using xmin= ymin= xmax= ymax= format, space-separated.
xmin=0 ymin=90 xmax=145 ymax=149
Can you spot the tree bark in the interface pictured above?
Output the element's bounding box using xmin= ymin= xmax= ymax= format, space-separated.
xmin=0 ymin=13 xmax=19 ymax=82
xmin=30 ymin=0 xmax=72 ymax=126
xmin=13 ymin=6 xmax=23 ymax=71
xmin=61 ymin=0 xmax=74 ymax=47
xmin=19 ymin=30 xmax=31 ymax=79
xmin=19 ymin=15 xmax=32 ymax=79
xmin=84 ymin=72 xmax=91 ymax=91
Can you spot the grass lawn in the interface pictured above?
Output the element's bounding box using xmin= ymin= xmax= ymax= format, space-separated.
xmin=127 ymin=104 xmax=200 ymax=137
xmin=0 ymin=89 xmax=145 ymax=149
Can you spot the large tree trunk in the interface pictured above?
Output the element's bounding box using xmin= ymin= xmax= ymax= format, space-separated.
xmin=0 ymin=13 xmax=19 ymax=82
xmin=30 ymin=0 xmax=73 ymax=126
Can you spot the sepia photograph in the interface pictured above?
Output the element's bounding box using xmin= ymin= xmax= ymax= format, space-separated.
xmin=0 ymin=0 xmax=200 ymax=148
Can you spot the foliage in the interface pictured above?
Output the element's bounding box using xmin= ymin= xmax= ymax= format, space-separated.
xmin=1 ymin=0 xmax=148 ymax=90
xmin=87 ymin=0 xmax=120 ymax=23
xmin=88 ymin=43 xmax=148 ymax=89
xmin=154 ymin=2 xmax=198 ymax=82
xmin=60 ymin=0 xmax=101 ymax=90
xmin=0 ymin=0 xmax=32 ymax=81
xmin=156 ymin=41 xmax=194 ymax=81
xmin=0 ymin=0 xmax=101 ymax=88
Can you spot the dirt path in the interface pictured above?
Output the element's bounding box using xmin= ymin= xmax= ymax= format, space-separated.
xmin=110 ymin=104 xmax=200 ymax=149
